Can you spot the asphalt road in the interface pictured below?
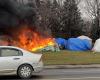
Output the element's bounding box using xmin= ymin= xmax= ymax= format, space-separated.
xmin=1 ymin=68 xmax=100 ymax=80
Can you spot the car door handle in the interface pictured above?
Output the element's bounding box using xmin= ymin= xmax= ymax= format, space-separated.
xmin=13 ymin=58 xmax=20 ymax=60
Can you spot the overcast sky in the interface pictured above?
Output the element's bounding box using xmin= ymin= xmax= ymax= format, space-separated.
xmin=60 ymin=0 xmax=90 ymax=20
xmin=78 ymin=0 xmax=91 ymax=20
xmin=79 ymin=1 xmax=86 ymax=16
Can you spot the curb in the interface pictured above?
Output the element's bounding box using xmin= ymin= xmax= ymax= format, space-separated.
xmin=44 ymin=64 xmax=100 ymax=69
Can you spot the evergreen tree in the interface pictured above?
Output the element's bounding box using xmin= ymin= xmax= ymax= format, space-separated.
xmin=49 ymin=0 xmax=63 ymax=37
xmin=62 ymin=0 xmax=83 ymax=37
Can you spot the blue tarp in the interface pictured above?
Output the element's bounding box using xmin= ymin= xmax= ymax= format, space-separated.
xmin=67 ymin=38 xmax=92 ymax=51
xmin=55 ymin=38 xmax=66 ymax=47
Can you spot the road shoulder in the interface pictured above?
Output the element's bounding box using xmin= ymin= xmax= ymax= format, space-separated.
xmin=45 ymin=64 xmax=100 ymax=69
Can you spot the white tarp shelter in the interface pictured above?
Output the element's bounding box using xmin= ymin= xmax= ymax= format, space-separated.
xmin=92 ymin=38 xmax=100 ymax=52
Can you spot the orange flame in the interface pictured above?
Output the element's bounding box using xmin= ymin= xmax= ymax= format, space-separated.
xmin=18 ymin=26 xmax=55 ymax=51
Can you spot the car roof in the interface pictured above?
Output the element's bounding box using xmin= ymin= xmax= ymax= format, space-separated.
xmin=0 ymin=46 xmax=22 ymax=50
xmin=0 ymin=46 xmax=33 ymax=54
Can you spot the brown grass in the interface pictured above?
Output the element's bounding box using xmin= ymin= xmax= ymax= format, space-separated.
xmin=42 ymin=50 xmax=100 ymax=65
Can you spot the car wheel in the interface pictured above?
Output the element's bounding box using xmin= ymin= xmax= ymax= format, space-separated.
xmin=17 ymin=64 xmax=33 ymax=79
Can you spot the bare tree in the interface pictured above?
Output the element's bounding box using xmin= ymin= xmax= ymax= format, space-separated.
xmin=76 ymin=0 xmax=82 ymax=5
xmin=57 ymin=0 xmax=64 ymax=6
xmin=85 ymin=0 xmax=100 ymax=40
xmin=85 ymin=0 xmax=100 ymax=19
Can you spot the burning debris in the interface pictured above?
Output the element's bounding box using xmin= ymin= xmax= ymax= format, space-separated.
xmin=16 ymin=25 xmax=54 ymax=51
xmin=0 ymin=36 xmax=10 ymax=46
xmin=0 ymin=0 xmax=55 ymax=51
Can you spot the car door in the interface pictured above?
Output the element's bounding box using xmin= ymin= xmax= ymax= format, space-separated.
xmin=0 ymin=48 xmax=23 ymax=74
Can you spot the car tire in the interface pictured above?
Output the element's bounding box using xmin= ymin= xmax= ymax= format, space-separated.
xmin=17 ymin=64 xmax=33 ymax=79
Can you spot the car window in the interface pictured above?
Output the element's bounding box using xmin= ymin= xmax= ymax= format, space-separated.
xmin=0 ymin=48 xmax=23 ymax=57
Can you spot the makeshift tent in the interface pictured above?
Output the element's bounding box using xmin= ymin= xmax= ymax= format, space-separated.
xmin=78 ymin=35 xmax=92 ymax=40
xmin=67 ymin=38 xmax=92 ymax=51
xmin=55 ymin=38 xmax=66 ymax=49
xmin=78 ymin=35 xmax=92 ymax=45
xmin=92 ymin=38 xmax=100 ymax=52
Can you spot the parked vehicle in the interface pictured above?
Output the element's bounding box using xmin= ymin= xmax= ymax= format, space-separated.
xmin=0 ymin=46 xmax=43 ymax=79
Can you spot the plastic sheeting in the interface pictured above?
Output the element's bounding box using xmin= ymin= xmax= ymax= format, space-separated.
xmin=92 ymin=39 xmax=100 ymax=52
xmin=41 ymin=45 xmax=60 ymax=52
xmin=78 ymin=35 xmax=92 ymax=41
xmin=55 ymin=38 xmax=66 ymax=49
xmin=78 ymin=35 xmax=92 ymax=45
xmin=67 ymin=38 xmax=92 ymax=51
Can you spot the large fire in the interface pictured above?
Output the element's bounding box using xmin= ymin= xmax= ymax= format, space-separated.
xmin=0 ymin=25 xmax=55 ymax=51
xmin=17 ymin=26 xmax=55 ymax=51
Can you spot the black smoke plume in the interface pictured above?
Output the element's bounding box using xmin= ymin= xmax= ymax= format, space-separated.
xmin=0 ymin=0 xmax=36 ymax=29
xmin=0 ymin=0 xmax=37 ymax=44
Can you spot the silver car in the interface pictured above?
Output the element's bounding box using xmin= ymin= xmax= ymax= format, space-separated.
xmin=0 ymin=46 xmax=43 ymax=79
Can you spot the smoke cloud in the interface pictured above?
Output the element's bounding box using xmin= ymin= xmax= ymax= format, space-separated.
xmin=0 ymin=0 xmax=36 ymax=29
xmin=0 ymin=0 xmax=53 ymax=50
